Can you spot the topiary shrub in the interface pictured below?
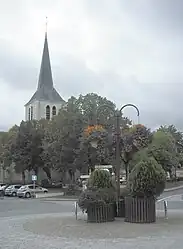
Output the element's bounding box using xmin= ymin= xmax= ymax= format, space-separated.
xmin=78 ymin=170 xmax=116 ymax=211
xmin=88 ymin=169 xmax=113 ymax=189
xmin=128 ymin=157 xmax=166 ymax=198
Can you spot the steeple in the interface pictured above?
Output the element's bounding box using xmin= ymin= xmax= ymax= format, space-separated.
xmin=25 ymin=27 xmax=64 ymax=106
xmin=37 ymin=32 xmax=53 ymax=90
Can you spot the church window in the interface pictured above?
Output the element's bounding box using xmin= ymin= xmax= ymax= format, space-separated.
xmin=46 ymin=105 xmax=50 ymax=120
xmin=28 ymin=108 xmax=31 ymax=121
xmin=52 ymin=106 xmax=56 ymax=116
xmin=30 ymin=106 xmax=33 ymax=120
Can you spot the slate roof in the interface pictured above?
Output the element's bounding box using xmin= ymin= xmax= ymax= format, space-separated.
xmin=25 ymin=33 xmax=65 ymax=106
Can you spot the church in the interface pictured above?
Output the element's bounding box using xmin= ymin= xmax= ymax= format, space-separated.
xmin=24 ymin=31 xmax=65 ymax=121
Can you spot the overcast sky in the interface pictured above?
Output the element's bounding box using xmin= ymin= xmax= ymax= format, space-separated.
xmin=0 ymin=0 xmax=183 ymax=130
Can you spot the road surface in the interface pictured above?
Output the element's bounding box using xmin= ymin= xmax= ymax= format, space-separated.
xmin=1 ymin=189 xmax=183 ymax=249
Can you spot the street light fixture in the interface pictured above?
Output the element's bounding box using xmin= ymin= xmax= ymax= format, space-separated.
xmin=95 ymin=104 xmax=140 ymax=204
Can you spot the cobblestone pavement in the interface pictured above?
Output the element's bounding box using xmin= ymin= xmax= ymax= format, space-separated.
xmin=1 ymin=210 xmax=183 ymax=249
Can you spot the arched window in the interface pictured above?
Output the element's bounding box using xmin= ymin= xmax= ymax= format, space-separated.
xmin=28 ymin=108 xmax=31 ymax=121
xmin=52 ymin=106 xmax=56 ymax=116
xmin=30 ymin=106 xmax=33 ymax=120
xmin=46 ymin=105 xmax=50 ymax=120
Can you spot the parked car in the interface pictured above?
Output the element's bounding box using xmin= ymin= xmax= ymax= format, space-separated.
xmin=0 ymin=183 xmax=7 ymax=188
xmin=5 ymin=185 xmax=22 ymax=197
xmin=17 ymin=184 xmax=48 ymax=198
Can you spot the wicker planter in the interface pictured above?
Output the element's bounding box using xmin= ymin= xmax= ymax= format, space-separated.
xmin=125 ymin=196 xmax=156 ymax=223
xmin=87 ymin=202 xmax=115 ymax=223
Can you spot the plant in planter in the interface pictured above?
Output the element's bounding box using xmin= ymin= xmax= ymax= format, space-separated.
xmin=121 ymin=124 xmax=153 ymax=179
xmin=78 ymin=169 xmax=116 ymax=223
xmin=125 ymin=156 xmax=166 ymax=223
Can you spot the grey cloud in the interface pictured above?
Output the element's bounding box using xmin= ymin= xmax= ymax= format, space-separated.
xmin=0 ymin=39 xmax=38 ymax=90
xmin=1 ymin=0 xmax=183 ymax=130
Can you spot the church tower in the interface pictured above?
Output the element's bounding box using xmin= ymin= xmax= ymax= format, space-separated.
xmin=25 ymin=30 xmax=65 ymax=121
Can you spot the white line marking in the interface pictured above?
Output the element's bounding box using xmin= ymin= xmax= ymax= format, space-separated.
xmin=157 ymin=194 xmax=180 ymax=202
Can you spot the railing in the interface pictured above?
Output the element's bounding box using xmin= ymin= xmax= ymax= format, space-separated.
xmin=157 ymin=197 xmax=171 ymax=220
xmin=156 ymin=194 xmax=181 ymax=219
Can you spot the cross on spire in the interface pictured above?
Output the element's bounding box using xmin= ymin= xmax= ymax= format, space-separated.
xmin=45 ymin=16 xmax=48 ymax=34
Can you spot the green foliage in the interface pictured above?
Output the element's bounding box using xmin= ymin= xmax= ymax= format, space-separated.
xmin=11 ymin=121 xmax=44 ymax=176
xmin=0 ymin=126 xmax=19 ymax=169
xmin=149 ymin=131 xmax=178 ymax=174
xmin=158 ymin=125 xmax=183 ymax=167
xmin=78 ymin=169 xmax=116 ymax=210
xmin=128 ymin=148 xmax=149 ymax=172
xmin=44 ymin=99 xmax=84 ymax=179
xmin=122 ymin=125 xmax=153 ymax=153
xmin=2 ymin=92 xmax=183 ymax=188
xmin=121 ymin=125 xmax=153 ymax=178
xmin=158 ymin=125 xmax=183 ymax=148
xmin=78 ymin=187 xmax=116 ymax=210
xmin=128 ymin=157 xmax=166 ymax=198
xmin=88 ymin=169 xmax=113 ymax=189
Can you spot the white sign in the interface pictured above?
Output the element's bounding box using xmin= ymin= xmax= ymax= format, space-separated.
xmin=32 ymin=175 xmax=37 ymax=181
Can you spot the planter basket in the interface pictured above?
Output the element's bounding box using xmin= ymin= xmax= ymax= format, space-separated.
xmin=125 ymin=196 xmax=156 ymax=223
xmin=87 ymin=202 xmax=115 ymax=223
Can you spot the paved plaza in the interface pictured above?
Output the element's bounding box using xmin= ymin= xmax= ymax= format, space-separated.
xmin=1 ymin=196 xmax=183 ymax=248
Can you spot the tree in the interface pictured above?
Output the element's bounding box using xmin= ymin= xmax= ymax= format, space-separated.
xmin=121 ymin=124 xmax=153 ymax=179
xmin=44 ymin=98 xmax=85 ymax=182
xmin=11 ymin=121 xmax=44 ymax=183
xmin=74 ymin=93 xmax=131 ymax=174
xmin=0 ymin=126 xmax=19 ymax=173
xmin=148 ymin=130 xmax=178 ymax=176
xmin=158 ymin=125 xmax=183 ymax=167
xmin=128 ymin=156 xmax=166 ymax=198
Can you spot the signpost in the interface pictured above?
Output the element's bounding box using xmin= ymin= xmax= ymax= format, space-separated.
xmin=32 ymin=175 xmax=37 ymax=198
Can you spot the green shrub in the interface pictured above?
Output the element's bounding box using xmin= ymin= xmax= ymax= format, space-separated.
xmin=78 ymin=187 xmax=116 ymax=210
xmin=88 ymin=169 xmax=113 ymax=189
xmin=128 ymin=157 xmax=166 ymax=198
xmin=78 ymin=169 xmax=116 ymax=210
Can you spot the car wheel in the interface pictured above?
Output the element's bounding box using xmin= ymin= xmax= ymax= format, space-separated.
xmin=44 ymin=191 xmax=48 ymax=193
xmin=12 ymin=192 xmax=17 ymax=197
xmin=25 ymin=192 xmax=31 ymax=198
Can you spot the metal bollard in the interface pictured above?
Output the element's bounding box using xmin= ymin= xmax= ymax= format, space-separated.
xmin=164 ymin=200 xmax=168 ymax=219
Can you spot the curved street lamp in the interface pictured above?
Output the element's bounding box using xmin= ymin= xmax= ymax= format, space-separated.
xmin=90 ymin=103 xmax=140 ymax=203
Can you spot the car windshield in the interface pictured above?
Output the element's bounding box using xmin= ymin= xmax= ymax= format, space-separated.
xmin=19 ymin=186 xmax=27 ymax=190
xmin=7 ymin=186 xmax=13 ymax=189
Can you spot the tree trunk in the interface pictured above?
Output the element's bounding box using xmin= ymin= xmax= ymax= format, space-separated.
xmin=43 ymin=167 xmax=51 ymax=180
xmin=22 ymin=171 xmax=25 ymax=185
xmin=125 ymin=164 xmax=128 ymax=181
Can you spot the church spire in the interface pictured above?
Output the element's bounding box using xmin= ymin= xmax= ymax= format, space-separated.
xmin=37 ymin=18 xmax=53 ymax=90
xmin=25 ymin=20 xmax=65 ymax=107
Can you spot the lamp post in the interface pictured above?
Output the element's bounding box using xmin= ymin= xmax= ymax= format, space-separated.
xmin=89 ymin=103 xmax=140 ymax=203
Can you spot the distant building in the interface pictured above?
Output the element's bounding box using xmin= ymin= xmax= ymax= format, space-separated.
xmin=25 ymin=31 xmax=65 ymax=121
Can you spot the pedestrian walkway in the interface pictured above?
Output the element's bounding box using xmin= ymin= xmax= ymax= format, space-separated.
xmin=1 ymin=209 xmax=183 ymax=248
